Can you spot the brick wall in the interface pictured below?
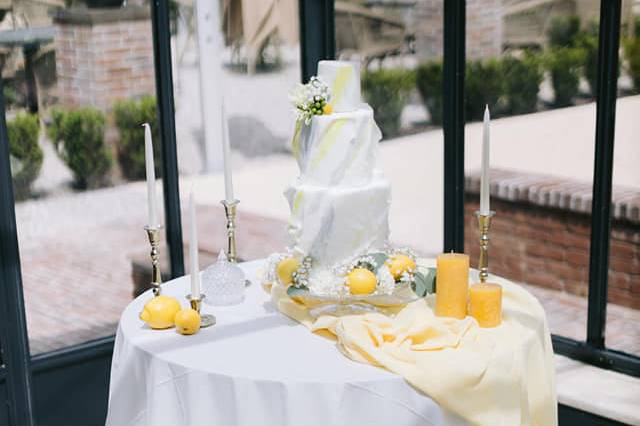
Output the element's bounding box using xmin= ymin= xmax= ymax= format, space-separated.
xmin=414 ymin=0 xmax=503 ymax=61
xmin=54 ymin=6 xmax=155 ymax=111
xmin=464 ymin=170 xmax=640 ymax=309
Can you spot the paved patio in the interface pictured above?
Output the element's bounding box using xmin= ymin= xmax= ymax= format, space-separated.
xmin=16 ymin=177 xmax=639 ymax=355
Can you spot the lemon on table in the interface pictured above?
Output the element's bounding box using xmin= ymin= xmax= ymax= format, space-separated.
xmin=276 ymin=257 xmax=300 ymax=286
xmin=139 ymin=295 xmax=181 ymax=329
xmin=387 ymin=254 xmax=416 ymax=280
xmin=347 ymin=268 xmax=377 ymax=295
xmin=175 ymin=308 xmax=201 ymax=335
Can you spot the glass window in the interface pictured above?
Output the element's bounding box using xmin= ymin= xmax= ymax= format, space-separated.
xmin=335 ymin=0 xmax=445 ymax=257
xmin=6 ymin=3 xmax=159 ymax=354
xmin=606 ymin=10 xmax=640 ymax=356
xmin=172 ymin=0 xmax=298 ymax=268
xmin=463 ymin=2 xmax=604 ymax=342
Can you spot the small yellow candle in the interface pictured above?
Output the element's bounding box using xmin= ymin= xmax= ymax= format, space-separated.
xmin=469 ymin=283 xmax=502 ymax=328
xmin=435 ymin=253 xmax=469 ymax=319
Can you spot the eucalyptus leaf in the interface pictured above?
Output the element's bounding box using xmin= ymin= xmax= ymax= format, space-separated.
xmin=287 ymin=285 xmax=309 ymax=298
xmin=369 ymin=252 xmax=389 ymax=272
xmin=412 ymin=267 xmax=436 ymax=297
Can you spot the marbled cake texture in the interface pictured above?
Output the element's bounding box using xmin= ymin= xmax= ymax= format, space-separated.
xmin=282 ymin=60 xmax=392 ymax=295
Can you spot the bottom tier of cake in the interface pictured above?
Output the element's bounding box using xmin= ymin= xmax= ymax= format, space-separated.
xmin=284 ymin=173 xmax=391 ymax=268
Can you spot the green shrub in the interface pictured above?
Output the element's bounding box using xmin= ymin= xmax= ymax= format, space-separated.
xmin=548 ymin=15 xmax=581 ymax=48
xmin=415 ymin=61 xmax=443 ymax=125
xmin=578 ymin=33 xmax=599 ymax=96
xmin=465 ymin=58 xmax=502 ymax=121
xmin=8 ymin=113 xmax=42 ymax=199
xmin=113 ymin=96 xmax=159 ymax=180
xmin=48 ymin=107 xmax=112 ymax=189
xmin=361 ymin=69 xmax=414 ymax=138
xmin=624 ymin=37 xmax=640 ymax=93
xmin=501 ymin=52 xmax=543 ymax=115
xmin=545 ymin=47 xmax=585 ymax=107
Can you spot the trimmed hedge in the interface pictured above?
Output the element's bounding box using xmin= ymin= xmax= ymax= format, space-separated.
xmin=624 ymin=37 xmax=640 ymax=93
xmin=548 ymin=15 xmax=581 ymax=48
xmin=362 ymin=69 xmax=414 ymax=138
xmin=415 ymin=61 xmax=443 ymax=125
xmin=465 ymin=59 xmax=503 ymax=120
xmin=8 ymin=113 xmax=42 ymax=199
xmin=113 ymin=96 xmax=160 ymax=181
xmin=501 ymin=52 xmax=543 ymax=115
xmin=545 ymin=47 xmax=585 ymax=107
xmin=48 ymin=107 xmax=112 ymax=189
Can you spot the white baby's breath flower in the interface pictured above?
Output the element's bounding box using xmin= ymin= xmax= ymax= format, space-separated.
xmin=376 ymin=265 xmax=396 ymax=295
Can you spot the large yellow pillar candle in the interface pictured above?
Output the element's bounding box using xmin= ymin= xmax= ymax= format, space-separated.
xmin=435 ymin=253 xmax=469 ymax=319
xmin=469 ymin=283 xmax=502 ymax=327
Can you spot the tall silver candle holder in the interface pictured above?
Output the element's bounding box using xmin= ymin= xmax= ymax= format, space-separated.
xmin=221 ymin=199 xmax=239 ymax=262
xmin=144 ymin=225 xmax=163 ymax=296
xmin=186 ymin=294 xmax=216 ymax=327
xmin=475 ymin=211 xmax=495 ymax=283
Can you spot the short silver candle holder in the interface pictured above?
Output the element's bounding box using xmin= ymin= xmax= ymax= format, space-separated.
xmin=186 ymin=294 xmax=216 ymax=328
xmin=144 ymin=225 xmax=163 ymax=296
xmin=221 ymin=199 xmax=239 ymax=263
xmin=475 ymin=210 xmax=495 ymax=283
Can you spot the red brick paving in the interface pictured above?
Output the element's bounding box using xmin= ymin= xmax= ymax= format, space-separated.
xmin=17 ymin=202 xmax=640 ymax=357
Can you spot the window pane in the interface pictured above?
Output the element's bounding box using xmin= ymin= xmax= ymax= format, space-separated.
xmin=336 ymin=0 xmax=445 ymax=257
xmin=8 ymin=4 xmax=159 ymax=354
xmin=606 ymin=10 xmax=640 ymax=356
xmin=463 ymin=3 xmax=603 ymax=342
xmin=173 ymin=0 xmax=298 ymax=268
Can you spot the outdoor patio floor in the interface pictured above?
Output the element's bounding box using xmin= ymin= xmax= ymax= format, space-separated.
xmin=17 ymin=185 xmax=639 ymax=356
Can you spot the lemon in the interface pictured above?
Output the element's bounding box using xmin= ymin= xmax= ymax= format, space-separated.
xmin=276 ymin=257 xmax=300 ymax=285
xmin=139 ymin=295 xmax=181 ymax=329
xmin=347 ymin=268 xmax=377 ymax=295
xmin=323 ymin=103 xmax=333 ymax=115
xmin=175 ymin=308 xmax=201 ymax=335
xmin=387 ymin=254 xmax=416 ymax=280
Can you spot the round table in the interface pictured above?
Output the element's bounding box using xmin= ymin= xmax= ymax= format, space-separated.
xmin=105 ymin=260 xmax=468 ymax=426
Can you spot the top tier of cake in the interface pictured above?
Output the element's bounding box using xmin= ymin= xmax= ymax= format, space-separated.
xmin=293 ymin=61 xmax=382 ymax=187
xmin=317 ymin=60 xmax=361 ymax=113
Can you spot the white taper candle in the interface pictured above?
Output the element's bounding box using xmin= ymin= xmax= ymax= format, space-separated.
xmin=189 ymin=190 xmax=200 ymax=298
xmin=143 ymin=123 xmax=159 ymax=228
xmin=221 ymin=102 xmax=235 ymax=202
xmin=480 ymin=105 xmax=491 ymax=215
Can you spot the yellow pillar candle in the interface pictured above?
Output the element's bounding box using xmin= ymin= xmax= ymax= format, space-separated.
xmin=469 ymin=283 xmax=502 ymax=328
xmin=435 ymin=253 xmax=469 ymax=319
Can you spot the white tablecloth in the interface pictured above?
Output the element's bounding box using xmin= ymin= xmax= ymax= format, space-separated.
xmin=106 ymin=260 xmax=467 ymax=426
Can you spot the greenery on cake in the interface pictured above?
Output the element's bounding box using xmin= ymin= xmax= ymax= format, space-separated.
xmin=289 ymin=76 xmax=333 ymax=124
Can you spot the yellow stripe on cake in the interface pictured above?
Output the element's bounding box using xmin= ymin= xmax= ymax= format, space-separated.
xmin=291 ymin=119 xmax=302 ymax=161
xmin=331 ymin=66 xmax=352 ymax=107
xmin=310 ymin=119 xmax=348 ymax=169
xmin=291 ymin=189 xmax=304 ymax=215
xmin=469 ymin=283 xmax=502 ymax=328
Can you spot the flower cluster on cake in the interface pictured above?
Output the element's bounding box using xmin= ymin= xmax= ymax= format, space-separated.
xmin=261 ymin=61 xmax=433 ymax=302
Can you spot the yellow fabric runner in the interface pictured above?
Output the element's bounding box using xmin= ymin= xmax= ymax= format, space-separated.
xmin=270 ymin=271 xmax=557 ymax=426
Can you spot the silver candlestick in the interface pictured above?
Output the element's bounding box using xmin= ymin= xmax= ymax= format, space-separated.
xmin=475 ymin=211 xmax=495 ymax=283
xmin=144 ymin=225 xmax=163 ymax=296
xmin=221 ymin=199 xmax=239 ymax=262
xmin=186 ymin=294 xmax=216 ymax=327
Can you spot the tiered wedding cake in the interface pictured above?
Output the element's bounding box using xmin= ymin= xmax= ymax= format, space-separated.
xmin=262 ymin=61 xmax=420 ymax=298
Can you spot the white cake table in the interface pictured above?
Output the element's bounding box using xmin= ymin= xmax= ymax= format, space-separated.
xmin=105 ymin=260 xmax=468 ymax=426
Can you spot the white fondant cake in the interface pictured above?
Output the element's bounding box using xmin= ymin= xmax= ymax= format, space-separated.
xmin=317 ymin=60 xmax=361 ymax=112
xmin=264 ymin=60 xmax=402 ymax=297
